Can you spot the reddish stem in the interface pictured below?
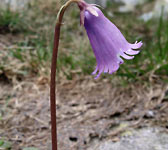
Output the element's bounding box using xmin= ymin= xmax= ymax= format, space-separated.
xmin=50 ymin=1 xmax=79 ymax=150
xmin=50 ymin=23 xmax=61 ymax=150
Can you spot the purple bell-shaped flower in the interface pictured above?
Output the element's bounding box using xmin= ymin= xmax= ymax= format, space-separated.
xmin=78 ymin=1 xmax=143 ymax=79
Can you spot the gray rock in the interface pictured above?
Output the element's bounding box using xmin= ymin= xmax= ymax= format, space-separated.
xmin=85 ymin=0 xmax=109 ymax=7
xmin=86 ymin=0 xmax=148 ymax=11
xmin=140 ymin=0 xmax=168 ymax=21
xmin=118 ymin=0 xmax=147 ymax=12
xmin=0 ymin=0 xmax=31 ymax=10
xmin=87 ymin=128 xmax=168 ymax=150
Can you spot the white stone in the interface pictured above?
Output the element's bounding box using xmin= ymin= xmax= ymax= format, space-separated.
xmin=140 ymin=0 xmax=168 ymax=21
xmin=119 ymin=0 xmax=147 ymax=12
xmin=0 ymin=0 xmax=31 ymax=10
xmin=85 ymin=0 xmax=108 ymax=7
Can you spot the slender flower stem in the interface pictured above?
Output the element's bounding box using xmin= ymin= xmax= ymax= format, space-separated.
xmin=50 ymin=0 xmax=80 ymax=150
xmin=50 ymin=23 xmax=60 ymax=150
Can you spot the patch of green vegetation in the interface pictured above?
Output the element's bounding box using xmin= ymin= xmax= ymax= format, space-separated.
xmin=1 ymin=1 xmax=167 ymax=82
xmin=0 ymin=8 xmax=25 ymax=33
xmin=0 ymin=139 xmax=12 ymax=150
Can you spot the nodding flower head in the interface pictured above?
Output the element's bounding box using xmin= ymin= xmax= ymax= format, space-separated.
xmin=77 ymin=0 xmax=143 ymax=79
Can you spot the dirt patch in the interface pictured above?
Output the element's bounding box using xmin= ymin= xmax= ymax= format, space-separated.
xmin=0 ymin=77 xmax=168 ymax=150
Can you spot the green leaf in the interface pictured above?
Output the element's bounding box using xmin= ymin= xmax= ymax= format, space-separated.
xmin=0 ymin=140 xmax=12 ymax=149
xmin=0 ymin=140 xmax=4 ymax=146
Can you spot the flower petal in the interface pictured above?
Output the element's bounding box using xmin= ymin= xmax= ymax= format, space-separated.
xmin=125 ymin=49 xmax=140 ymax=55
xmin=120 ymin=52 xmax=134 ymax=60
xmin=130 ymin=41 xmax=143 ymax=49
xmin=86 ymin=7 xmax=99 ymax=17
xmin=109 ymin=63 xmax=119 ymax=74
xmin=92 ymin=66 xmax=98 ymax=75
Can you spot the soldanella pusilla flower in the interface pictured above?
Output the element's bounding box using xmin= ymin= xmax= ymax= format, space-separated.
xmin=77 ymin=0 xmax=143 ymax=79
xmin=50 ymin=1 xmax=143 ymax=150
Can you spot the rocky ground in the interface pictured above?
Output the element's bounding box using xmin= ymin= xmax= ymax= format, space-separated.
xmin=0 ymin=74 xmax=168 ymax=149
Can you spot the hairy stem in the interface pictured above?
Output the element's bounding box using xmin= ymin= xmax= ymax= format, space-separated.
xmin=50 ymin=0 xmax=80 ymax=150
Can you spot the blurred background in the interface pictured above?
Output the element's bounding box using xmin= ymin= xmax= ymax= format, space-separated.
xmin=0 ymin=0 xmax=168 ymax=150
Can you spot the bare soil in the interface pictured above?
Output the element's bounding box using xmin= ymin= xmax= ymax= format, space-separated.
xmin=0 ymin=76 xmax=168 ymax=150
